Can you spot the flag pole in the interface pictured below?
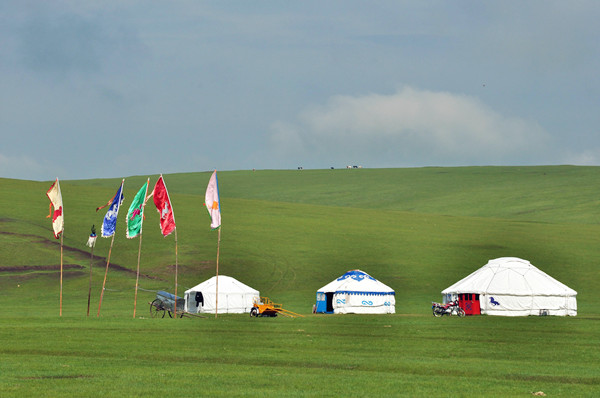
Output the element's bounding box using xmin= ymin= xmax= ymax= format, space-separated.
xmin=87 ymin=232 xmax=95 ymax=317
xmin=96 ymin=179 xmax=124 ymax=317
xmin=60 ymin=233 xmax=64 ymax=317
xmin=174 ymin=229 xmax=179 ymax=318
xmin=97 ymin=234 xmax=115 ymax=317
xmin=133 ymin=232 xmax=143 ymax=318
xmin=47 ymin=178 xmax=64 ymax=317
xmin=215 ymin=227 xmax=221 ymax=318
xmin=133 ymin=179 xmax=149 ymax=319
xmin=205 ymin=170 xmax=221 ymax=318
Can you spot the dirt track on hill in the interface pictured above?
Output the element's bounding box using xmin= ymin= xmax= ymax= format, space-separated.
xmin=0 ymin=264 xmax=84 ymax=272
xmin=0 ymin=231 xmax=157 ymax=279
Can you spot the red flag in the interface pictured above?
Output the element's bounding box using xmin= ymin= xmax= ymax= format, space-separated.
xmin=152 ymin=175 xmax=176 ymax=237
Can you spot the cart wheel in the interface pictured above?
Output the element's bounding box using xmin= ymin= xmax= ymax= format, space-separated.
xmin=250 ymin=307 xmax=259 ymax=317
xmin=167 ymin=311 xmax=185 ymax=318
xmin=150 ymin=299 xmax=165 ymax=318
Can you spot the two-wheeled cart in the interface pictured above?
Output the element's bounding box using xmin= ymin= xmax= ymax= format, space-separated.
xmin=149 ymin=290 xmax=186 ymax=318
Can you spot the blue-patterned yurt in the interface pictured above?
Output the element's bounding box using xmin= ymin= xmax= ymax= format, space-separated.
xmin=315 ymin=270 xmax=395 ymax=314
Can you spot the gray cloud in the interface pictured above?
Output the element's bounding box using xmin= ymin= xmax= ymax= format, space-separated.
xmin=19 ymin=14 xmax=106 ymax=75
xmin=0 ymin=2 xmax=599 ymax=180
xmin=16 ymin=10 xmax=145 ymax=78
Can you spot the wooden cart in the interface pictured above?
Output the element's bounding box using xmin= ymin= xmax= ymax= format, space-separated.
xmin=149 ymin=290 xmax=185 ymax=318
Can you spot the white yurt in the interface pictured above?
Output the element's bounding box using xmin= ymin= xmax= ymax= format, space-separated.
xmin=315 ymin=269 xmax=395 ymax=314
xmin=184 ymin=275 xmax=259 ymax=314
xmin=442 ymin=257 xmax=577 ymax=316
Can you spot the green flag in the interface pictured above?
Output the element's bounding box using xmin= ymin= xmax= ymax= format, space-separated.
xmin=126 ymin=180 xmax=149 ymax=239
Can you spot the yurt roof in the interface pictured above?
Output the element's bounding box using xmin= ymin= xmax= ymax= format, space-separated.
xmin=442 ymin=257 xmax=577 ymax=296
xmin=185 ymin=275 xmax=259 ymax=294
xmin=318 ymin=269 xmax=395 ymax=295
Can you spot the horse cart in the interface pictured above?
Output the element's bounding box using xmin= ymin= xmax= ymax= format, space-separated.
xmin=149 ymin=290 xmax=186 ymax=318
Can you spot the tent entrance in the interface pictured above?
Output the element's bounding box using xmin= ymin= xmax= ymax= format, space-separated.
xmin=458 ymin=293 xmax=481 ymax=315
xmin=325 ymin=292 xmax=334 ymax=313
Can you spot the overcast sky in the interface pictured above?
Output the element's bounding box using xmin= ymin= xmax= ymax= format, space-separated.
xmin=1 ymin=1 xmax=599 ymax=181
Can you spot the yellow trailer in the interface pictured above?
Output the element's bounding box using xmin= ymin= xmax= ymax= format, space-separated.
xmin=250 ymin=296 xmax=304 ymax=318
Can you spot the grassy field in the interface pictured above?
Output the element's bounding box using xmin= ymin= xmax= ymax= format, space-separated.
xmin=1 ymin=166 xmax=599 ymax=396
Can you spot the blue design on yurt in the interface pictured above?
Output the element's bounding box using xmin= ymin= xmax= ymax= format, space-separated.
xmin=335 ymin=290 xmax=394 ymax=296
xmin=337 ymin=270 xmax=376 ymax=282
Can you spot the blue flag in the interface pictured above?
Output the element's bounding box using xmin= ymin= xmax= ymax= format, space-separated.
xmin=101 ymin=180 xmax=124 ymax=238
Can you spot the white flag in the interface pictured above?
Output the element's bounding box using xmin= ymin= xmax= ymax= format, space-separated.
xmin=205 ymin=170 xmax=221 ymax=230
xmin=46 ymin=178 xmax=64 ymax=239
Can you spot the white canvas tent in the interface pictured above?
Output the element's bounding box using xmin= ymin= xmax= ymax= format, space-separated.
xmin=442 ymin=257 xmax=577 ymax=316
xmin=184 ymin=275 xmax=259 ymax=314
xmin=315 ymin=269 xmax=395 ymax=314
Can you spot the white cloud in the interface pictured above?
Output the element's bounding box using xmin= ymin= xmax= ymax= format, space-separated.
xmin=0 ymin=153 xmax=52 ymax=181
xmin=561 ymin=149 xmax=600 ymax=166
xmin=268 ymin=87 xmax=551 ymax=167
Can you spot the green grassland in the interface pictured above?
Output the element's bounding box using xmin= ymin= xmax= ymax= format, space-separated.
xmin=1 ymin=166 xmax=599 ymax=397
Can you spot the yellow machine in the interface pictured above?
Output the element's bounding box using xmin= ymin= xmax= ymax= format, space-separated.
xmin=250 ymin=296 xmax=304 ymax=318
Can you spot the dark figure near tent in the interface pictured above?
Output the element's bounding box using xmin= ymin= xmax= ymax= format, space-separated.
xmin=195 ymin=292 xmax=204 ymax=308
xmin=490 ymin=297 xmax=500 ymax=306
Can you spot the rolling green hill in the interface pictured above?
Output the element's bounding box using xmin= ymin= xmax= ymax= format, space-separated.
xmin=1 ymin=166 xmax=599 ymax=314
xmin=1 ymin=166 xmax=599 ymax=397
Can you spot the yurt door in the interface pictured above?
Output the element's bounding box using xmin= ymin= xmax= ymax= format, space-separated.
xmin=325 ymin=292 xmax=334 ymax=313
xmin=459 ymin=293 xmax=481 ymax=315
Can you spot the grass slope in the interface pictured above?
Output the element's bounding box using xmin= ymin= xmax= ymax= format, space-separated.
xmin=1 ymin=166 xmax=599 ymax=396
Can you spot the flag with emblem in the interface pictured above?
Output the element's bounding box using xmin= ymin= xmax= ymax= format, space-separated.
xmin=152 ymin=175 xmax=176 ymax=237
xmin=126 ymin=180 xmax=149 ymax=239
xmin=86 ymin=225 xmax=97 ymax=247
xmin=205 ymin=170 xmax=221 ymax=230
xmin=46 ymin=178 xmax=64 ymax=239
xmin=100 ymin=180 xmax=124 ymax=238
